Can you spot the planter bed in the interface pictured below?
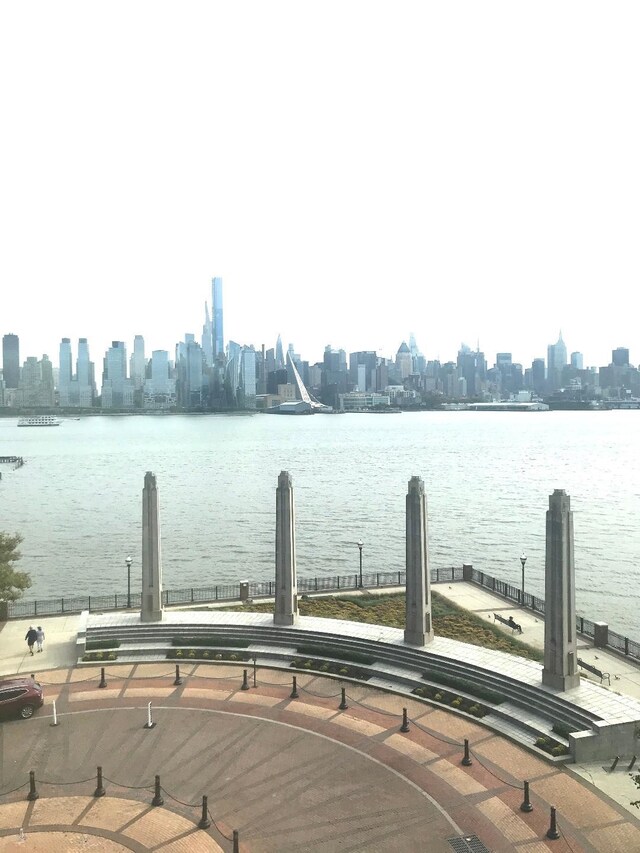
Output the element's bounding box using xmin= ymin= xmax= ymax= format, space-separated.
xmin=291 ymin=657 xmax=372 ymax=681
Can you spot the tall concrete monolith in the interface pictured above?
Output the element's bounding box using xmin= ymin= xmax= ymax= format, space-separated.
xmin=404 ymin=476 xmax=433 ymax=646
xmin=141 ymin=471 xmax=164 ymax=623
xmin=542 ymin=489 xmax=579 ymax=691
xmin=274 ymin=470 xmax=298 ymax=626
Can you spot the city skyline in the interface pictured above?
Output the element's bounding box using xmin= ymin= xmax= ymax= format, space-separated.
xmin=3 ymin=4 xmax=640 ymax=370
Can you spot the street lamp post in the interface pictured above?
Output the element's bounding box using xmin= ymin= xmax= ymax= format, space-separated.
xmin=357 ymin=541 xmax=364 ymax=588
xmin=126 ymin=555 xmax=132 ymax=609
xmin=520 ymin=553 xmax=527 ymax=607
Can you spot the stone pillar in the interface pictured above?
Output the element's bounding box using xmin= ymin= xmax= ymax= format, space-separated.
xmin=404 ymin=476 xmax=433 ymax=646
xmin=593 ymin=622 xmax=609 ymax=649
xmin=274 ymin=471 xmax=298 ymax=626
xmin=542 ymin=489 xmax=579 ymax=690
xmin=462 ymin=563 xmax=473 ymax=582
xmin=141 ymin=471 xmax=164 ymax=623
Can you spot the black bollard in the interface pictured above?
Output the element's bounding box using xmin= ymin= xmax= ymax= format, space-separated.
xmin=233 ymin=829 xmax=239 ymax=853
xmin=339 ymin=687 xmax=348 ymax=710
xmin=98 ymin=667 xmax=107 ymax=689
xmin=400 ymin=708 xmax=410 ymax=733
xmin=27 ymin=770 xmax=38 ymax=801
xmin=546 ymin=805 xmax=560 ymax=840
xmin=520 ymin=780 xmax=533 ymax=813
xmin=198 ymin=795 xmax=211 ymax=829
xmin=290 ymin=676 xmax=299 ymax=699
xmin=241 ymin=669 xmax=250 ymax=691
xmin=94 ymin=766 xmax=105 ymax=798
xmin=151 ymin=774 xmax=164 ymax=807
xmin=461 ymin=738 xmax=472 ymax=766
xmin=174 ymin=664 xmax=183 ymax=686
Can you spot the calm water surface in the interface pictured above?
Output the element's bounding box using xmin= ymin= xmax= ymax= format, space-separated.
xmin=0 ymin=412 xmax=638 ymax=635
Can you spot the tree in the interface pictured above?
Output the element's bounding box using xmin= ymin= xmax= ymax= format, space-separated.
xmin=0 ymin=533 xmax=31 ymax=602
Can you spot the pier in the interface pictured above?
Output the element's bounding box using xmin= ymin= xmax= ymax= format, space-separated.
xmin=0 ymin=456 xmax=25 ymax=468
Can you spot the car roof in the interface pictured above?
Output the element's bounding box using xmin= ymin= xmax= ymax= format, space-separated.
xmin=0 ymin=678 xmax=35 ymax=688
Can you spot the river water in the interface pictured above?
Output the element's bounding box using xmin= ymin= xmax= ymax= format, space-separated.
xmin=0 ymin=412 xmax=638 ymax=635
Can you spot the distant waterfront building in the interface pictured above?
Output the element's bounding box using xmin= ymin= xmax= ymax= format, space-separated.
xmin=144 ymin=350 xmax=175 ymax=409
xmin=530 ymin=358 xmax=546 ymax=397
xmin=547 ymin=332 xmax=567 ymax=393
xmin=275 ymin=334 xmax=285 ymax=371
xmin=130 ymin=335 xmax=146 ymax=390
xmin=17 ymin=354 xmax=54 ymax=407
xmin=101 ymin=341 xmax=134 ymax=408
xmin=395 ymin=342 xmax=413 ymax=380
xmin=570 ymin=352 xmax=583 ymax=370
xmin=212 ymin=277 xmax=224 ymax=359
xmin=340 ymin=392 xmax=391 ymax=411
xmin=2 ymin=334 xmax=20 ymax=389
xmin=201 ymin=302 xmax=213 ymax=366
xmin=612 ymin=347 xmax=630 ymax=367
xmin=349 ymin=351 xmax=377 ymax=391
xmin=58 ymin=338 xmax=73 ymax=406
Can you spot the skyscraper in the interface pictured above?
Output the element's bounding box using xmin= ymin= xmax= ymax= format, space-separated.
xmin=130 ymin=335 xmax=146 ymax=390
xmin=275 ymin=334 xmax=285 ymax=370
xmin=2 ymin=334 xmax=20 ymax=389
xmin=547 ymin=332 xmax=567 ymax=393
xmin=58 ymin=338 xmax=73 ymax=406
xmin=76 ymin=338 xmax=95 ymax=406
xmin=212 ymin=277 xmax=224 ymax=359
xmin=201 ymin=302 xmax=213 ymax=366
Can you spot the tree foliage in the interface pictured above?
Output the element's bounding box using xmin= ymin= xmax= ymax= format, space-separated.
xmin=0 ymin=533 xmax=31 ymax=602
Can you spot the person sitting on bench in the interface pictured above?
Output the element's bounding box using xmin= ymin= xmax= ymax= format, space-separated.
xmin=507 ymin=616 xmax=523 ymax=634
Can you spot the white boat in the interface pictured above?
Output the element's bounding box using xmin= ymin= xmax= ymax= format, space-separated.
xmin=17 ymin=416 xmax=61 ymax=427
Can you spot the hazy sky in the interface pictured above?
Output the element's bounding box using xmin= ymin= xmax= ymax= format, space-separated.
xmin=2 ymin=2 xmax=638 ymax=370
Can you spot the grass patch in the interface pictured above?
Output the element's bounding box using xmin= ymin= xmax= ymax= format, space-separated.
xmin=171 ymin=636 xmax=251 ymax=648
xmin=222 ymin=591 xmax=543 ymax=661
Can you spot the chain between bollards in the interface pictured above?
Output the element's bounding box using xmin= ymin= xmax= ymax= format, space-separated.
xmin=400 ymin=707 xmax=410 ymax=733
xmin=520 ymin=780 xmax=533 ymax=812
xmin=27 ymin=770 xmax=38 ymax=801
xmin=546 ymin=805 xmax=560 ymax=839
xmin=94 ymin=766 xmax=105 ymax=798
xmin=233 ymin=829 xmax=239 ymax=852
xmin=461 ymin=738 xmax=472 ymax=766
xmin=98 ymin=667 xmax=107 ymax=689
xmin=290 ymin=676 xmax=299 ymax=699
xmin=174 ymin=664 xmax=183 ymax=686
xmin=241 ymin=669 xmax=250 ymax=691
xmin=151 ymin=775 xmax=164 ymax=807
xmin=198 ymin=795 xmax=211 ymax=829
xmin=339 ymin=687 xmax=348 ymax=710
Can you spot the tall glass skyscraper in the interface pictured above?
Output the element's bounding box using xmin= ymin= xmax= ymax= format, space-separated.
xmin=212 ymin=277 xmax=224 ymax=359
xmin=2 ymin=334 xmax=20 ymax=388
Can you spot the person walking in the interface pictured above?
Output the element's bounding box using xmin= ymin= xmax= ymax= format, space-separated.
xmin=35 ymin=626 xmax=45 ymax=653
xmin=25 ymin=626 xmax=37 ymax=656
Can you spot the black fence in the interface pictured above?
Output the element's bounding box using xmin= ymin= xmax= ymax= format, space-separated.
xmin=5 ymin=566 xmax=464 ymax=620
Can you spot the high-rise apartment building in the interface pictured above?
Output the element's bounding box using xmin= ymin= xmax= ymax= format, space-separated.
xmin=58 ymin=338 xmax=73 ymax=406
xmin=2 ymin=334 xmax=20 ymax=389
xmin=18 ymin=355 xmax=54 ymax=406
xmin=130 ymin=335 xmax=146 ymax=390
xmin=212 ymin=277 xmax=224 ymax=359
xmin=101 ymin=341 xmax=134 ymax=408
xmin=612 ymin=347 xmax=630 ymax=367
xmin=76 ymin=338 xmax=95 ymax=406
xmin=570 ymin=352 xmax=584 ymax=370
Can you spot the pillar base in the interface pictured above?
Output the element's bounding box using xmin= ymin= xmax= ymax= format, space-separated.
xmin=141 ymin=611 xmax=164 ymax=623
xmin=542 ymin=670 xmax=580 ymax=692
xmin=404 ymin=630 xmax=433 ymax=647
xmin=274 ymin=614 xmax=298 ymax=627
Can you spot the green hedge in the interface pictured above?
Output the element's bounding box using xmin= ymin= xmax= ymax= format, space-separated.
xmin=422 ymin=670 xmax=504 ymax=705
xmin=85 ymin=639 xmax=121 ymax=651
xmin=167 ymin=649 xmax=251 ymax=662
xmin=295 ymin=645 xmax=375 ymax=666
xmin=291 ymin=658 xmax=372 ymax=681
xmin=552 ymin=721 xmax=579 ymax=739
xmin=171 ymin=636 xmax=251 ymax=648
xmin=534 ymin=735 xmax=570 ymax=756
xmin=412 ymin=685 xmax=488 ymax=717
xmin=83 ymin=651 xmax=118 ymax=661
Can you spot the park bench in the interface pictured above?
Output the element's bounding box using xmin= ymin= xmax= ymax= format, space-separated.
xmin=493 ymin=612 xmax=522 ymax=634
xmin=578 ymin=658 xmax=610 ymax=685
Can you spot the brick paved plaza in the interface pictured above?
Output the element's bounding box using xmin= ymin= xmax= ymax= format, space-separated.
xmin=0 ymin=662 xmax=639 ymax=851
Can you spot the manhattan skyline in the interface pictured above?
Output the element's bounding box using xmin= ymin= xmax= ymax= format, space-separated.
xmin=3 ymin=3 xmax=639 ymax=368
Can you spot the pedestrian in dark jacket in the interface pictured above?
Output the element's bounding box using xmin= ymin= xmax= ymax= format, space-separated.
xmin=25 ymin=626 xmax=37 ymax=656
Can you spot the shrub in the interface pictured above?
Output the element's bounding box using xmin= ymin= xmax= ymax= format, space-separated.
xmin=86 ymin=639 xmax=121 ymax=651
xmin=552 ymin=721 xmax=579 ymax=739
xmin=451 ymin=697 xmax=462 ymax=707
xmin=82 ymin=652 xmax=118 ymax=662
xmin=107 ymin=653 xmax=117 ymax=661
xmin=535 ymin=737 xmax=548 ymax=747
xmin=295 ymin=645 xmax=375 ymax=666
xmin=422 ymin=670 xmax=503 ymax=705
xmin=339 ymin=668 xmax=349 ymax=675
xmin=171 ymin=636 xmax=251 ymax=648
xmin=434 ymin=692 xmax=444 ymax=701
xmin=552 ymin=745 xmax=569 ymax=756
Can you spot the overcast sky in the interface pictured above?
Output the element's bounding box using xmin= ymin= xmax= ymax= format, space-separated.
xmin=2 ymin=2 xmax=638 ymax=370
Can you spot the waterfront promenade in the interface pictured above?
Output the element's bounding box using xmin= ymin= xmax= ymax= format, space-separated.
xmin=1 ymin=586 xmax=640 ymax=850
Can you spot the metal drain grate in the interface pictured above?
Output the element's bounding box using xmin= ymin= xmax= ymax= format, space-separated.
xmin=447 ymin=835 xmax=491 ymax=853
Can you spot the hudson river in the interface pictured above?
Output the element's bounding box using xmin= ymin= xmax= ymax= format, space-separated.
xmin=0 ymin=412 xmax=638 ymax=635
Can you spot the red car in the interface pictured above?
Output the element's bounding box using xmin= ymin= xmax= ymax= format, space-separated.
xmin=0 ymin=677 xmax=44 ymax=719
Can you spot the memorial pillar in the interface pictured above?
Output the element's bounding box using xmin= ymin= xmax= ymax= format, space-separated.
xmin=542 ymin=489 xmax=579 ymax=690
xmin=141 ymin=471 xmax=164 ymax=623
xmin=404 ymin=476 xmax=433 ymax=646
xmin=274 ymin=471 xmax=298 ymax=626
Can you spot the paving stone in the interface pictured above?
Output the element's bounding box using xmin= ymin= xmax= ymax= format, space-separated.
xmin=428 ymin=759 xmax=486 ymax=795
xmin=384 ymin=732 xmax=438 ymax=763
xmin=419 ymin=708 xmax=487 ymax=742
xmin=29 ymin=796 xmax=95 ymax=826
xmin=157 ymin=833 xmax=224 ymax=852
xmin=281 ymin=702 xmax=336 ymax=720
xmin=471 ymin=735 xmax=553 ymax=781
xmin=78 ymin=797 xmax=148 ymax=831
xmin=227 ymin=693 xmax=281 ymax=707
xmin=123 ymin=807 xmax=197 ymax=846
xmin=329 ymin=713 xmax=387 ymax=737
xmin=123 ymin=687 xmax=177 ymax=698
xmin=67 ymin=689 xmax=121 ymax=702
xmin=587 ymin=820 xmax=640 ymax=852
xmin=181 ymin=688 xmax=232 ymax=702
xmin=0 ymin=801 xmax=29 ymax=830
xmin=476 ymin=795 xmax=537 ymax=842
xmin=0 ymin=830 xmax=130 ymax=850
xmin=532 ymin=773 xmax=621 ymax=829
